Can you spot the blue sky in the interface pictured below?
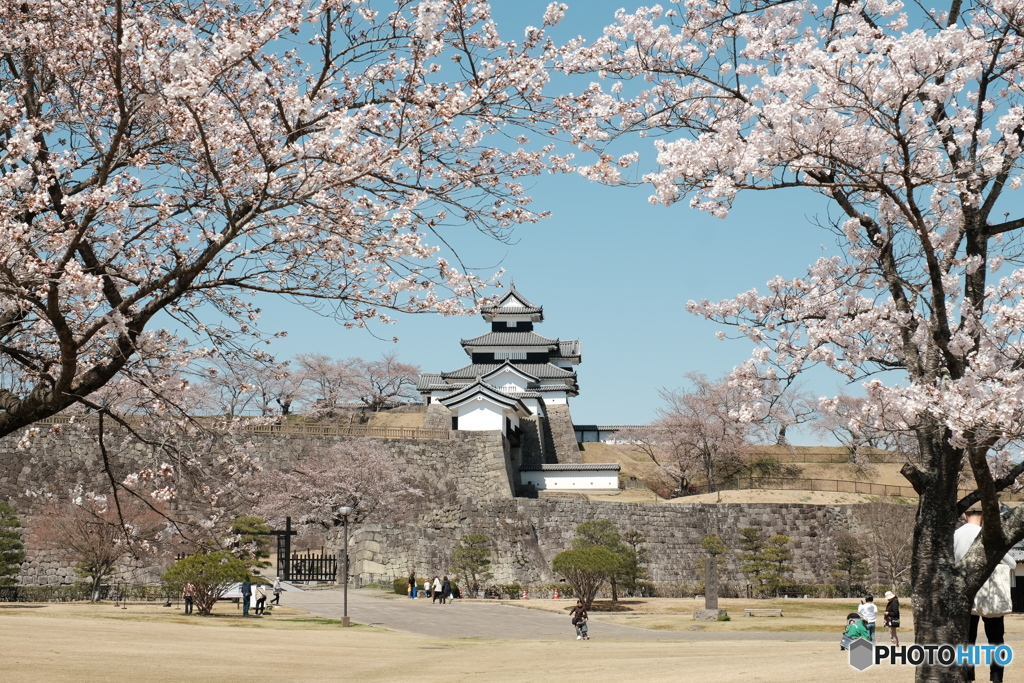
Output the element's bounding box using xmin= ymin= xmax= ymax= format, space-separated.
xmin=254 ymin=1 xmax=852 ymax=436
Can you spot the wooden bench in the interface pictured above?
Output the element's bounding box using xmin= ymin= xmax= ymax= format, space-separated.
xmin=744 ymin=608 xmax=783 ymax=617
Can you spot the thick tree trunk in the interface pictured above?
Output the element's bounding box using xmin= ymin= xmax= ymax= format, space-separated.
xmin=911 ymin=434 xmax=971 ymax=683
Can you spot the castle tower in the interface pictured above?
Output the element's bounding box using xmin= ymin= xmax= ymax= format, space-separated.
xmin=418 ymin=286 xmax=585 ymax=461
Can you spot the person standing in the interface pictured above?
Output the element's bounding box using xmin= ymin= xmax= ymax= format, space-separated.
xmin=241 ymin=577 xmax=252 ymax=616
xmin=570 ymin=600 xmax=589 ymax=640
xmin=857 ymin=595 xmax=877 ymax=641
xmin=441 ymin=576 xmax=451 ymax=605
xmin=254 ymin=584 xmax=267 ymax=615
xmin=182 ymin=583 xmax=195 ymax=615
xmin=432 ymin=576 xmax=443 ymax=604
xmin=954 ymin=508 xmax=1015 ymax=683
xmin=883 ymin=591 xmax=900 ymax=646
xmin=408 ymin=572 xmax=417 ymax=599
xmin=271 ymin=577 xmax=282 ymax=605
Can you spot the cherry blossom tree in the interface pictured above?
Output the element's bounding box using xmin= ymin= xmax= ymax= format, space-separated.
xmin=628 ymin=374 xmax=751 ymax=494
xmin=340 ymin=352 xmax=421 ymax=412
xmin=0 ymin=0 xmax=565 ymax=439
xmin=626 ymin=372 xmax=814 ymax=495
xmin=559 ymin=1 xmax=1024 ymax=676
xmin=293 ymin=352 xmax=352 ymax=416
xmin=253 ymin=438 xmax=420 ymax=528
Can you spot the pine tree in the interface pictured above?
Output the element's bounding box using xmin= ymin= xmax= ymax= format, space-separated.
xmin=831 ymin=533 xmax=870 ymax=597
xmin=738 ymin=528 xmax=768 ymax=596
xmin=0 ymin=502 xmax=26 ymax=587
xmin=451 ymin=534 xmax=493 ymax=599
xmin=621 ymin=530 xmax=650 ymax=597
xmin=762 ymin=535 xmax=795 ymax=597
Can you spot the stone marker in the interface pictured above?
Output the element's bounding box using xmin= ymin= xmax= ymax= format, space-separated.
xmin=693 ymin=556 xmax=728 ymax=621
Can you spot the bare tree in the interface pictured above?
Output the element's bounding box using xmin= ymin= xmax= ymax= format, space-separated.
xmin=33 ymin=495 xmax=168 ymax=601
xmin=856 ymin=499 xmax=915 ymax=593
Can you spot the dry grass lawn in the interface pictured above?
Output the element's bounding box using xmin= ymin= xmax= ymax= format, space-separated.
xmin=0 ymin=602 xmax=918 ymax=683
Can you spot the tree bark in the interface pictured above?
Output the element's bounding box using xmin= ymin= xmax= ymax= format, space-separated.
xmin=911 ymin=433 xmax=971 ymax=683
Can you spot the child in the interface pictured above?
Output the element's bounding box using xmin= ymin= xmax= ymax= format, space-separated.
xmin=570 ymin=601 xmax=590 ymax=640
xmin=841 ymin=612 xmax=871 ymax=650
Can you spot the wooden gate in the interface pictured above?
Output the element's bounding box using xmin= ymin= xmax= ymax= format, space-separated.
xmin=289 ymin=550 xmax=337 ymax=582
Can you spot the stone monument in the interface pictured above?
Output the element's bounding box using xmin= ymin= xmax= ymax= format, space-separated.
xmin=693 ymin=553 xmax=728 ymax=621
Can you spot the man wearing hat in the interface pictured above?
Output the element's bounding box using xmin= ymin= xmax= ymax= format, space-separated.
xmin=953 ymin=507 xmax=1016 ymax=683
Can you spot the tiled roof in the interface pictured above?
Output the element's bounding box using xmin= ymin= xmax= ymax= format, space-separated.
xmin=441 ymin=363 xmax=576 ymax=380
xmin=461 ymin=331 xmax=559 ymax=348
xmin=520 ymin=463 xmax=621 ymax=472
xmin=415 ymin=372 xmax=444 ymax=391
xmin=437 ymin=378 xmax=530 ymax=413
xmin=419 ymin=382 xmax=569 ymax=396
xmin=482 ymin=286 xmax=544 ymax=320
xmin=555 ymin=340 xmax=581 ymax=358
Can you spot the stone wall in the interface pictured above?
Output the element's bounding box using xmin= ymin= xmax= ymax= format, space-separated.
xmin=0 ymin=425 xmax=517 ymax=585
xmin=542 ymin=402 xmax=583 ymax=464
xmin=348 ymin=499 xmax=857 ymax=589
xmin=1 ymin=423 xmax=876 ymax=591
xmin=518 ymin=416 xmax=547 ymax=467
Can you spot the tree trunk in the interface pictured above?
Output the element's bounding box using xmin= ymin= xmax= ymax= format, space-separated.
xmin=911 ymin=434 xmax=972 ymax=683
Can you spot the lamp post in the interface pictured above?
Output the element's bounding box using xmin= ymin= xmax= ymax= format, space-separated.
xmin=339 ymin=506 xmax=353 ymax=627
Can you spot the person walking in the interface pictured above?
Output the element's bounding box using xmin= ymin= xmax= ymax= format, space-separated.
xmin=570 ymin=600 xmax=589 ymax=640
xmin=857 ymin=595 xmax=877 ymax=641
xmin=432 ymin=576 xmax=443 ymax=604
xmin=241 ymin=577 xmax=252 ymax=616
xmin=408 ymin=572 xmax=417 ymax=599
xmin=954 ymin=507 xmax=1015 ymax=683
xmin=441 ymin=576 xmax=451 ymax=605
xmin=254 ymin=584 xmax=267 ymax=615
xmin=182 ymin=583 xmax=195 ymax=615
xmin=883 ymin=591 xmax=900 ymax=646
xmin=271 ymin=577 xmax=282 ymax=605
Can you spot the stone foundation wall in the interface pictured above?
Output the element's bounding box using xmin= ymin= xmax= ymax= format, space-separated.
xmin=346 ymin=499 xmax=857 ymax=589
xmin=542 ymin=403 xmax=583 ymax=464
xmin=2 ymin=424 xmax=873 ymax=590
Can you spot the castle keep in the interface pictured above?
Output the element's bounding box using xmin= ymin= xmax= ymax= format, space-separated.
xmin=418 ymin=286 xmax=620 ymax=493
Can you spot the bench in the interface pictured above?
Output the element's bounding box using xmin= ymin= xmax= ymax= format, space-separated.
xmin=744 ymin=608 xmax=783 ymax=617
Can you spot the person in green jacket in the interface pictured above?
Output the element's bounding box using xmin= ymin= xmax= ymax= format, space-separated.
xmin=842 ymin=612 xmax=871 ymax=649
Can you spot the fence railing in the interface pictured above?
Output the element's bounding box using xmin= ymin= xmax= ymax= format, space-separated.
xmin=744 ymin=449 xmax=905 ymax=464
xmin=689 ymin=476 xmax=925 ymax=498
xmin=31 ymin=414 xmax=452 ymax=441
xmin=241 ymin=422 xmax=452 ymax=440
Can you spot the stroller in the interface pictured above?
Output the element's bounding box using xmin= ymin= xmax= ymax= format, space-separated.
xmin=840 ymin=612 xmax=870 ymax=650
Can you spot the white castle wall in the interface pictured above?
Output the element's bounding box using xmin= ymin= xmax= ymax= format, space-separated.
xmin=520 ymin=469 xmax=619 ymax=490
